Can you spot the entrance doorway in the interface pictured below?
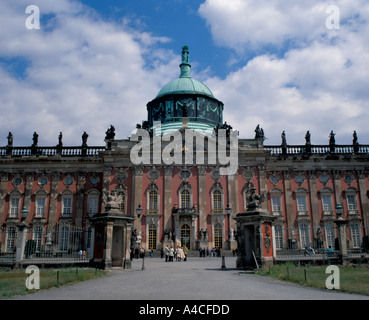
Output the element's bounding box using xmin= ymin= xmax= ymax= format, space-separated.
xmin=181 ymin=224 xmax=191 ymax=249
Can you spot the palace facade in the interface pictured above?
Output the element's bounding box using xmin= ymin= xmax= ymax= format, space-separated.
xmin=1 ymin=46 xmax=368 ymax=262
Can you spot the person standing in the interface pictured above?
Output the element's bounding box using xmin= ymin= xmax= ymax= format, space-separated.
xmin=183 ymin=245 xmax=188 ymax=261
xmin=165 ymin=246 xmax=169 ymax=262
xmin=169 ymin=246 xmax=174 ymax=262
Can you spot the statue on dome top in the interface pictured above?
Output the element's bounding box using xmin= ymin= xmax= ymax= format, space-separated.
xmin=181 ymin=45 xmax=189 ymax=64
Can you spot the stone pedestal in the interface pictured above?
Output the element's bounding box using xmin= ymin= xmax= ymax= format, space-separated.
xmin=90 ymin=207 xmax=135 ymax=270
xmin=334 ymin=216 xmax=349 ymax=262
xmin=234 ymin=209 xmax=276 ymax=270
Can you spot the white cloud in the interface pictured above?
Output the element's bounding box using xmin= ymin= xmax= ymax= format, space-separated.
xmin=200 ymin=0 xmax=369 ymax=145
xmin=0 ymin=0 xmax=177 ymax=146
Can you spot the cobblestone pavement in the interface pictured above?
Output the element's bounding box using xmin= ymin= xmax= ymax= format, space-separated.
xmin=10 ymin=256 xmax=369 ymax=300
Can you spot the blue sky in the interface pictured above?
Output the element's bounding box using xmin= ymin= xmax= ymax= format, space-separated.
xmin=1 ymin=0 xmax=369 ymax=147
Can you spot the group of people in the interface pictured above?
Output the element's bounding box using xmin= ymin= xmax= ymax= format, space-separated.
xmin=130 ymin=247 xmax=146 ymax=260
xmin=163 ymin=246 xmax=188 ymax=262
xmin=199 ymin=247 xmax=222 ymax=257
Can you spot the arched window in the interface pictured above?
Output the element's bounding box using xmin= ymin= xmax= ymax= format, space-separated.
xmin=148 ymin=190 xmax=158 ymax=214
xmin=180 ymin=189 xmax=191 ymax=209
xmin=148 ymin=224 xmax=157 ymax=250
xmin=214 ymin=223 xmax=223 ymax=249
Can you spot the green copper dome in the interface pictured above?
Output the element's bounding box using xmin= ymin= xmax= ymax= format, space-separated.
xmin=155 ymin=45 xmax=214 ymax=99
xmin=146 ymin=45 xmax=224 ymax=134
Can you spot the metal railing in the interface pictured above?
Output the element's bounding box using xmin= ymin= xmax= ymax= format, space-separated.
xmin=22 ymin=223 xmax=92 ymax=265
xmin=0 ymin=223 xmax=92 ymax=267
xmin=274 ymin=225 xmax=369 ymax=261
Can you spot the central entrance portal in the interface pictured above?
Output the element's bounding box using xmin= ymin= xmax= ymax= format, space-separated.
xmin=181 ymin=224 xmax=191 ymax=249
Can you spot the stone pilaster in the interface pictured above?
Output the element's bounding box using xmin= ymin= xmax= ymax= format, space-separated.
xmin=333 ymin=170 xmax=343 ymax=207
xmin=283 ymin=170 xmax=294 ymax=229
xmin=163 ymin=166 xmax=173 ymax=236
xmin=24 ymin=173 xmax=34 ymax=224
xmin=357 ymin=170 xmax=369 ymax=228
xmin=75 ymin=172 xmax=86 ymax=227
xmin=132 ymin=166 xmax=143 ymax=232
xmin=258 ymin=166 xmax=268 ymax=211
xmin=0 ymin=173 xmax=8 ymax=224
xmin=198 ymin=166 xmax=207 ymax=239
xmin=48 ymin=172 xmax=60 ymax=225
xmin=308 ymin=170 xmax=320 ymax=229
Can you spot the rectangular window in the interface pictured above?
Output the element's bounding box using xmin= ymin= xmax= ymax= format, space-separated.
xmin=35 ymin=197 xmax=46 ymax=218
xmin=350 ymin=224 xmax=361 ymax=248
xmin=347 ymin=195 xmax=357 ymax=213
xmin=33 ymin=226 xmax=43 ymax=252
xmin=62 ymin=197 xmax=72 ymax=216
xmin=297 ymin=195 xmax=307 ymax=214
xmin=322 ymin=195 xmax=332 ymax=214
xmin=299 ymin=224 xmax=310 ymax=248
xmin=9 ymin=198 xmax=20 ymax=218
xmin=6 ymin=227 xmax=16 ymax=252
xmin=271 ymin=196 xmax=281 ymax=214
xmin=59 ymin=225 xmax=70 ymax=252
xmin=324 ymin=225 xmax=335 ymax=249
xmin=88 ymin=196 xmax=99 ymax=215
xmin=275 ymin=225 xmax=283 ymax=250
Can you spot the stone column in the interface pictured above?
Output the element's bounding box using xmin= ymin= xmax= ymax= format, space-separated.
xmin=75 ymin=172 xmax=86 ymax=227
xmin=15 ymin=223 xmax=29 ymax=268
xmin=357 ymin=170 xmax=369 ymax=229
xmin=163 ymin=166 xmax=173 ymax=238
xmin=104 ymin=221 xmax=114 ymax=269
xmin=48 ymin=172 xmax=60 ymax=225
xmin=335 ymin=217 xmax=348 ymax=260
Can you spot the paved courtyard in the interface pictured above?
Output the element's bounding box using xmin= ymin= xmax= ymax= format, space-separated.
xmin=10 ymin=256 xmax=369 ymax=300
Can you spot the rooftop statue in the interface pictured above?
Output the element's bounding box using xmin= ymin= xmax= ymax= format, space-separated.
xmin=181 ymin=45 xmax=189 ymax=64
xmin=305 ymin=131 xmax=311 ymax=145
xmin=254 ymin=124 xmax=265 ymax=139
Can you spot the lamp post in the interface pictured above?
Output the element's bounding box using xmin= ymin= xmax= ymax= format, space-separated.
xmin=336 ymin=203 xmax=344 ymax=219
xmin=15 ymin=206 xmax=29 ymax=268
xmin=334 ymin=203 xmax=348 ymax=260
xmin=20 ymin=206 xmax=29 ymax=223
xmin=136 ymin=204 xmax=143 ymax=219
xmin=225 ymin=204 xmax=232 ymax=216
